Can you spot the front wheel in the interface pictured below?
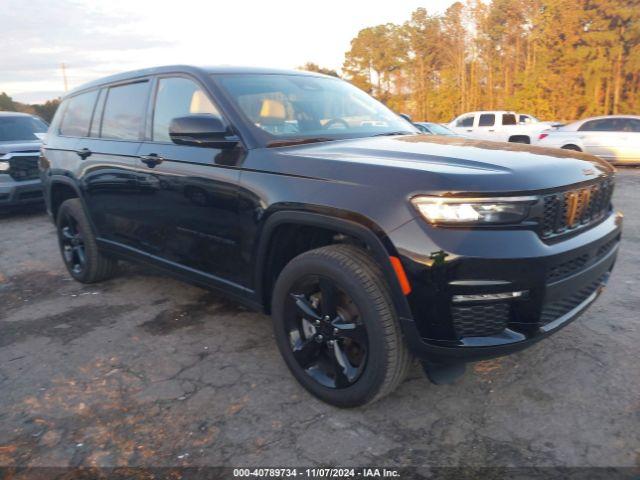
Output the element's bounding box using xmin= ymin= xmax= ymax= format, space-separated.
xmin=271 ymin=245 xmax=412 ymax=407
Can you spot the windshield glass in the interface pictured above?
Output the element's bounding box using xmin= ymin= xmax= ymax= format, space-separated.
xmin=215 ymin=74 xmax=416 ymax=145
xmin=426 ymin=123 xmax=456 ymax=135
xmin=0 ymin=116 xmax=48 ymax=142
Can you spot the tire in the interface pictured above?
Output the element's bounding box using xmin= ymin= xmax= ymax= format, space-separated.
xmin=271 ymin=244 xmax=412 ymax=407
xmin=562 ymin=144 xmax=582 ymax=151
xmin=56 ymin=198 xmax=117 ymax=283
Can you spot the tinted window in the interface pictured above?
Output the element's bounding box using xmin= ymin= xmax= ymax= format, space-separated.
xmin=479 ymin=114 xmax=495 ymax=127
xmin=579 ymin=118 xmax=618 ymax=132
xmin=456 ymin=115 xmax=474 ymax=127
xmin=0 ymin=116 xmax=48 ymax=142
xmin=59 ymin=90 xmax=98 ymax=137
xmin=624 ymin=119 xmax=640 ymax=132
xmin=100 ymin=82 xmax=149 ymax=140
xmin=153 ymin=77 xmax=221 ymax=142
xmin=502 ymin=114 xmax=517 ymax=125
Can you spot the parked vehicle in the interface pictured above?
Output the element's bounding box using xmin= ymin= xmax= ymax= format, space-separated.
xmin=413 ymin=122 xmax=459 ymax=136
xmin=41 ymin=66 xmax=621 ymax=407
xmin=448 ymin=110 xmax=553 ymax=144
xmin=537 ymin=115 xmax=640 ymax=165
xmin=0 ymin=112 xmax=48 ymax=208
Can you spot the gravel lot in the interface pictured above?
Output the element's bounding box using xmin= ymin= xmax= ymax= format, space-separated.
xmin=0 ymin=170 xmax=639 ymax=473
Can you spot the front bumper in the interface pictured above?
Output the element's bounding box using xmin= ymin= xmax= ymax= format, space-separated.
xmin=0 ymin=175 xmax=44 ymax=207
xmin=392 ymin=211 xmax=622 ymax=363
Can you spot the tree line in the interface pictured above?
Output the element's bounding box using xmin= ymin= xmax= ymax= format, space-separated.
xmin=336 ymin=0 xmax=639 ymax=122
xmin=0 ymin=92 xmax=61 ymax=123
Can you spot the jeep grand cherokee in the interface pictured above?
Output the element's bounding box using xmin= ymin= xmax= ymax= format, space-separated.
xmin=40 ymin=66 xmax=621 ymax=407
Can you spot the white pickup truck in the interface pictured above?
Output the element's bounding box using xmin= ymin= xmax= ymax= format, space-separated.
xmin=448 ymin=111 xmax=553 ymax=144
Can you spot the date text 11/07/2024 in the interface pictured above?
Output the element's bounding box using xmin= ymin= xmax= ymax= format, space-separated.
xmin=232 ymin=468 xmax=401 ymax=478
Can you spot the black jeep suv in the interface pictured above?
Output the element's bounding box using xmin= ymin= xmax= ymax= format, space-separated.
xmin=41 ymin=66 xmax=621 ymax=407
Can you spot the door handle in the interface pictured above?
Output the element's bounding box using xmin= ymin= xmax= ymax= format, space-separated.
xmin=139 ymin=154 xmax=164 ymax=168
xmin=488 ymin=129 xmax=495 ymax=132
xmin=466 ymin=129 xmax=473 ymax=132
xmin=75 ymin=148 xmax=92 ymax=160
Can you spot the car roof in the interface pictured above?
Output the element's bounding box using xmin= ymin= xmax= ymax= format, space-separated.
xmin=67 ymin=65 xmax=330 ymax=97
xmin=563 ymin=114 xmax=640 ymax=130
xmin=0 ymin=111 xmax=37 ymax=117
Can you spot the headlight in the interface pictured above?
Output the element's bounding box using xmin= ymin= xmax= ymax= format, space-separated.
xmin=0 ymin=160 xmax=9 ymax=172
xmin=411 ymin=195 xmax=536 ymax=225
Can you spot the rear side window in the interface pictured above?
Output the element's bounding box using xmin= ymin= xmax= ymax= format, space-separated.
xmin=579 ymin=119 xmax=617 ymax=132
xmin=456 ymin=115 xmax=474 ymax=127
xmin=59 ymin=90 xmax=99 ymax=137
xmin=624 ymin=119 xmax=640 ymax=132
xmin=502 ymin=114 xmax=517 ymax=125
xmin=100 ymin=81 xmax=149 ymax=140
xmin=478 ymin=114 xmax=495 ymax=127
xmin=152 ymin=77 xmax=221 ymax=142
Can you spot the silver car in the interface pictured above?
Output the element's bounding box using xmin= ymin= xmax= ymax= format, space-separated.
xmin=537 ymin=115 xmax=640 ymax=165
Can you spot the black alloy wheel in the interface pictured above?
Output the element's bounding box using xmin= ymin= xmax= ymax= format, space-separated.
xmin=59 ymin=211 xmax=86 ymax=275
xmin=56 ymin=198 xmax=117 ymax=283
xmin=272 ymin=244 xmax=412 ymax=407
xmin=285 ymin=275 xmax=368 ymax=389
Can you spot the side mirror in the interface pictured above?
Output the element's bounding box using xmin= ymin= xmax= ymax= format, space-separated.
xmin=169 ymin=115 xmax=238 ymax=149
xmin=399 ymin=113 xmax=412 ymax=122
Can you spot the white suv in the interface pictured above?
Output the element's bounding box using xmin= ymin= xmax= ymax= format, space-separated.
xmin=448 ymin=111 xmax=551 ymax=144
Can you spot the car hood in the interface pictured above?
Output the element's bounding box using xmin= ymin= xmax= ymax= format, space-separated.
xmin=271 ymin=134 xmax=614 ymax=193
xmin=0 ymin=140 xmax=41 ymax=155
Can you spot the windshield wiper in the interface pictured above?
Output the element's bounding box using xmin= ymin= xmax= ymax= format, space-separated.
xmin=267 ymin=137 xmax=333 ymax=148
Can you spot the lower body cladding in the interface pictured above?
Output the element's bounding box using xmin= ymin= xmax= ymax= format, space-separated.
xmin=392 ymin=211 xmax=623 ymax=365
xmin=0 ymin=176 xmax=44 ymax=208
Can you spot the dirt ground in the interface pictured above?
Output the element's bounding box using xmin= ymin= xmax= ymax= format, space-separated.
xmin=0 ymin=170 xmax=639 ymax=473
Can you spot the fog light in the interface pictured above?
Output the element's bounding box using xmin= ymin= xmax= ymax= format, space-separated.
xmin=452 ymin=291 xmax=527 ymax=303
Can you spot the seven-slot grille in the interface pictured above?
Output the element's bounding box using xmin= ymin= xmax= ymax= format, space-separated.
xmin=541 ymin=178 xmax=614 ymax=238
xmin=5 ymin=152 xmax=40 ymax=181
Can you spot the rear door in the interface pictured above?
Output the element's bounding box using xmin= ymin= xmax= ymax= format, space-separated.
xmin=136 ymin=75 xmax=244 ymax=285
xmin=578 ymin=118 xmax=623 ymax=161
xmin=79 ymin=80 xmax=151 ymax=250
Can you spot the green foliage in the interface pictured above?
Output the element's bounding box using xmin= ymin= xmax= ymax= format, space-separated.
xmin=0 ymin=92 xmax=60 ymax=123
xmin=342 ymin=0 xmax=640 ymax=122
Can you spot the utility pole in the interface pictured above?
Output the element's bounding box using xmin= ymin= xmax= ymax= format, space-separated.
xmin=61 ymin=63 xmax=69 ymax=92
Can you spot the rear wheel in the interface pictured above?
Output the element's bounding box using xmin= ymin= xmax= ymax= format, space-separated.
xmin=271 ymin=244 xmax=411 ymax=407
xmin=56 ymin=198 xmax=117 ymax=283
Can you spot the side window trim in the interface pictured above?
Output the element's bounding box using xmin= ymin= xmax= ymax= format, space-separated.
xmin=147 ymin=73 xmax=227 ymax=144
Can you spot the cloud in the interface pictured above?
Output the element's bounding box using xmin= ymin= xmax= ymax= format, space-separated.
xmin=0 ymin=0 xmax=168 ymax=93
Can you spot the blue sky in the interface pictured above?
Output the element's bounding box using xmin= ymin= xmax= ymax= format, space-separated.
xmin=0 ymin=0 xmax=456 ymax=103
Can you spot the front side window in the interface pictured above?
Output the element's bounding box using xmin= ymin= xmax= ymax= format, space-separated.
xmin=59 ymin=90 xmax=98 ymax=137
xmin=478 ymin=114 xmax=495 ymax=127
xmin=502 ymin=114 xmax=517 ymax=126
xmin=100 ymin=81 xmax=149 ymax=140
xmin=623 ymin=119 xmax=640 ymax=132
xmin=0 ymin=115 xmax=48 ymax=142
xmin=215 ymin=74 xmax=415 ymax=144
xmin=153 ymin=77 xmax=221 ymax=142
xmin=457 ymin=115 xmax=474 ymax=128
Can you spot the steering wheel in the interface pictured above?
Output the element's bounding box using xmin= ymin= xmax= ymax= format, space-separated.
xmin=324 ymin=118 xmax=349 ymax=130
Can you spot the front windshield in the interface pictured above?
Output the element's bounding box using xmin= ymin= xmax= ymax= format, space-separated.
xmin=426 ymin=123 xmax=456 ymax=135
xmin=0 ymin=116 xmax=48 ymax=142
xmin=215 ymin=74 xmax=416 ymax=145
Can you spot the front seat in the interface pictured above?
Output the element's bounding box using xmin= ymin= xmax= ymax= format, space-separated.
xmin=258 ymin=99 xmax=288 ymax=134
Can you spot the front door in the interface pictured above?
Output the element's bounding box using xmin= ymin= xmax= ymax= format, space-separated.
xmin=136 ymin=76 xmax=244 ymax=286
